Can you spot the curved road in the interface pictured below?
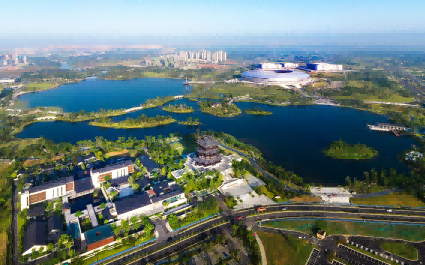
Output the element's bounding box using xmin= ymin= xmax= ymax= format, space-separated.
xmin=101 ymin=199 xmax=425 ymax=265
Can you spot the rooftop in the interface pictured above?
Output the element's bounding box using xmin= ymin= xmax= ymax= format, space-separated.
xmin=85 ymin=224 xmax=114 ymax=245
xmin=27 ymin=204 xmax=46 ymax=217
xmin=197 ymin=135 xmax=220 ymax=148
xmin=48 ymin=215 xmax=63 ymax=233
xmin=23 ymin=221 xmax=48 ymax=253
xmin=78 ymin=153 xmax=96 ymax=164
xmin=113 ymin=191 xmax=151 ymax=215
xmin=110 ymin=175 xmax=129 ymax=186
xmin=138 ymin=155 xmax=159 ymax=172
xmin=91 ymin=160 xmax=133 ymax=175
xmin=150 ymin=183 xmax=184 ymax=203
xmin=27 ymin=176 xmax=74 ymax=194
xmin=74 ymin=177 xmax=95 ymax=194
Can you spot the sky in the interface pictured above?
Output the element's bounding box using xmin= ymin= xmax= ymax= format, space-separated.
xmin=2 ymin=0 xmax=425 ymax=46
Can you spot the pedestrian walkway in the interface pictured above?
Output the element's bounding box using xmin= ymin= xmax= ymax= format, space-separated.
xmin=254 ymin=232 xmax=267 ymax=265
xmin=87 ymin=204 xmax=99 ymax=228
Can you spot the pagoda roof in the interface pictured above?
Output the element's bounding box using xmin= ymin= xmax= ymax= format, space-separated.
xmin=197 ymin=135 xmax=219 ymax=148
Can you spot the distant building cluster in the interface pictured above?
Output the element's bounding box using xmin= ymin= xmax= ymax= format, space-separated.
xmin=303 ymin=63 xmax=343 ymax=72
xmin=0 ymin=54 xmax=28 ymax=66
xmin=144 ymin=49 xmax=227 ymax=67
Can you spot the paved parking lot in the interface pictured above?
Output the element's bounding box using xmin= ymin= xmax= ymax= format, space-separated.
xmin=310 ymin=187 xmax=353 ymax=203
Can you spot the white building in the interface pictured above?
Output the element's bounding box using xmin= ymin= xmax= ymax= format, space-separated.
xmin=0 ymin=78 xmax=15 ymax=83
xmin=260 ymin=63 xmax=283 ymax=70
xmin=112 ymin=182 xmax=186 ymax=220
xmin=282 ymin=62 xmax=299 ymax=68
xmin=20 ymin=176 xmax=75 ymax=210
xmin=90 ymin=160 xmax=134 ymax=188
xmin=305 ymin=63 xmax=343 ymax=72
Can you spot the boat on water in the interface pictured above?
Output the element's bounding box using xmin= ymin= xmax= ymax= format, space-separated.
xmin=183 ymin=78 xmax=190 ymax=85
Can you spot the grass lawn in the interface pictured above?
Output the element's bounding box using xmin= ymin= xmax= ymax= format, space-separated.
xmin=173 ymin=138 xmax=198 ymax=156
xmin=290 ymin=195 xmax=322 ymax=202
xmin=256 ymin=231 xmax=316 ymax=265
xmin=262 ymin=219 xmax=425 ymax=242
xmin=105 ymin=150 xmax=129 ymax=159
xmin=22 ymin=82 xmax=58 ymax=92
xmin=380 ymin=242 xmax=418 ymax=260
xmin=349 ymin=192 xmax=425 ymax=207
xmin=81 ymin=233 xmax=155 ymax=265
xmin=331 ymin=94 xmax=415 ymax=103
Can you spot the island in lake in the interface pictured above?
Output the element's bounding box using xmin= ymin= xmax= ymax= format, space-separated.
xmin=89 ymin=115 xmax=176 ymax=129
xmin=178 ymin=117 xmax=201 ymax=125
xmin=198 ymin=100 xmax=242 ymax=117
xmin=245 ymin=107 xmax=272 ymax=115
xmin=163 ymin=104 xmax=194 ymax=113
xmin=324 ymin=140 xmax=378 ymax=160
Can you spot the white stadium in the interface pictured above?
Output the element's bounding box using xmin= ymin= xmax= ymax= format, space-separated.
xmin=241 ymin=64 xmax=311 ymax=86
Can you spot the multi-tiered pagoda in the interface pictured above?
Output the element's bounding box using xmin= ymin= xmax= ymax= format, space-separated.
xmin=194 ymin=135 xmax=222 ymax=166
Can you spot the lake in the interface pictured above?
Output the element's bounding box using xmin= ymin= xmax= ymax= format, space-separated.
xmin=18 ymin=78 xmax=190 ymax=113
xmin=16 ymin=79 xmax=417 ymax=185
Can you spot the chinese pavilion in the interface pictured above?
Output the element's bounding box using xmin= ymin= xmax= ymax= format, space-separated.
xmin=194 ymin=135 xmax=222 ymax=167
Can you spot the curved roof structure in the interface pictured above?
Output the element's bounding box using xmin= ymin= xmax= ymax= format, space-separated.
xmin=241 ymin=69 xmax=310 ymax=83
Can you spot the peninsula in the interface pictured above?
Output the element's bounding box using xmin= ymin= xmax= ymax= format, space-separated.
xmin=324 ymin=140 xmax=378 ymax=160
xmin=89 ymin=115 xmax=176 ymax=129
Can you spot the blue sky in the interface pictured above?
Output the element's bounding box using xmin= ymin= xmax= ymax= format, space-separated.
xmin=2 ymin=0 xmax=425 ymax=41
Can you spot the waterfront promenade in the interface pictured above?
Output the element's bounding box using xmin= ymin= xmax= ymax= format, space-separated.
xmin=124 ymin=95 xmax=184 ymax=113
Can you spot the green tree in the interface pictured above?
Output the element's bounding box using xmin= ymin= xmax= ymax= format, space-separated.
xmin=75 ymin=210 xmax=83 ymax=218
xmin=100 ymin=202 xmax=106 ymax=209
xmin=80 ymin=163 xmax=86 ymax=170
xmin=345 ymin=176 xmax=352 ymax=187
xmin=144 ymin=222 xmax=154 ymax=235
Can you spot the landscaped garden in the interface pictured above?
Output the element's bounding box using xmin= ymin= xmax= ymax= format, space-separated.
xmin=349 ymin=192 xmax=425 ymax=207
xmin=167 ymin=198 xmax=220 ymax=230
xmin=262 ymin=219 xmax=425 ymax=242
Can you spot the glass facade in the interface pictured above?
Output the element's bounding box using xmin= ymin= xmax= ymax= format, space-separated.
xmin=166 ymin=195 xmax=181 ymax=204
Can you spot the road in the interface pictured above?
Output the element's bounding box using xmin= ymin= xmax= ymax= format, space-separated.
xmin=99 ymin=201 xmax=425 ymax=265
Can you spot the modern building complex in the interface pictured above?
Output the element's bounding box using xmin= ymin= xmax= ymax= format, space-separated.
xmin=20 ymin=177 xmax=75 ymax=210
xmin=90 ymin=160 xmax=134 ymax=188
xmin=304 ymin=63 xmax=343 ymax=72
xmin=241 ymin=68 xmax=311 ymax=86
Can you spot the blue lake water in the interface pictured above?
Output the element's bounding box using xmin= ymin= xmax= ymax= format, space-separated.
xmin=16 ymin=79 xmax=417 ymax=185
xmin=18 ymin=78 xmax=190 ymax=113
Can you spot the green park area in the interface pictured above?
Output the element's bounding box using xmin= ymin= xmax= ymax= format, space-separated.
xmin=262 ymin=219 xmax=425 ymax=242
xmin=324 ymin=140 xmax=378 ymax=160
xmin=319 ymin=71 xmax=416 ymax=103
xmin=380 ymin=242 xmax=418 ymax=260
xmin=21 ymin=82 xmax=59 ymax=92
xmin=349 ymin=192 xmax=425 ymax=207
xmin=89 ymin=115 xmax=176 ymax=129
xmin=256 ymin=231 xmax=316 ymax=265
xmin=169 ymin=136 xmax=198 ymax=156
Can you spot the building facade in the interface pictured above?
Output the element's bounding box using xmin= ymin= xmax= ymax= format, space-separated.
xmin=90 ymin=160 xmax=134 ymax=188
xmin=20 ymin=176 xmax=75 ymax=210
xmin=305 ymin=63 xmax=343 ymax=71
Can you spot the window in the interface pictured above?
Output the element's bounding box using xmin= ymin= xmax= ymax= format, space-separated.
xmin=61 ymin=187 xmax=63 ymax=196
xmin=96 ymin=231 xmax=102 ymax=236
xmin=27 ymin=197 xmax=29 ymax=206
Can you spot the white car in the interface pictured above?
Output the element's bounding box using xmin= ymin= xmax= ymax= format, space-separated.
xmin=387 ymin=209 xmax=392 ymax=212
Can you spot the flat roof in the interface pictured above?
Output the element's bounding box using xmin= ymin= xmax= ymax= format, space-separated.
xmin=92 ymin=160 xmax=133 ymax=174
xmin=113 ymin=191 xmax=151 ymax=215
xmin=150 ymin=184 xmax=184 ymax=203
xmin=28 ymin=176 xmax=74 ymax=194
xmin=85 ymin=224 xmax=114 ymax=245
xmin=74 ymin=177 xmax=95 ymax=194
xmin=139 ymin=156 xmax=159 ymax=172
xmin=23 ymin=221 xmax=48 ymax=253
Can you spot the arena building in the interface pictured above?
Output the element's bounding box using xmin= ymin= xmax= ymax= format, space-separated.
xmin=241 ymin=68 xmax=311 ymax=86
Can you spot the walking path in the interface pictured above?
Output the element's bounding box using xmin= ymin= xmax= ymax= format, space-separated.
xmin=254 ymin=233 xmax=268 ymax=265
xmin=363 ymin=101 xmax=421 ymax=108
